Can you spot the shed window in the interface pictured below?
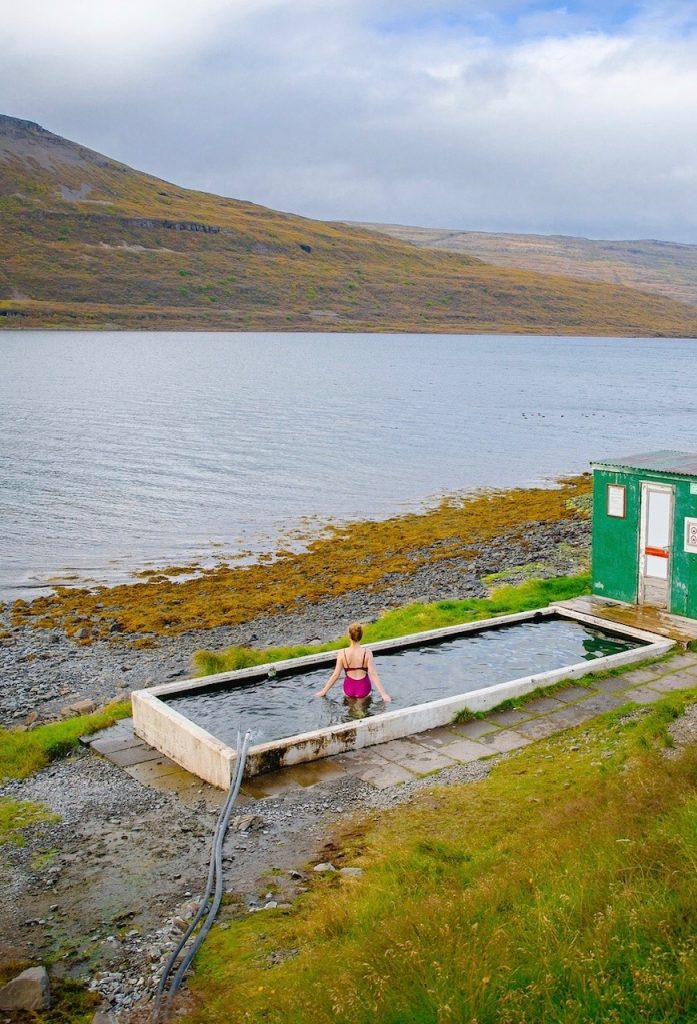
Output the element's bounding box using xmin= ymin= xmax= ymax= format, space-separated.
xmin=607 ymin=484 xmax=626 ymax=518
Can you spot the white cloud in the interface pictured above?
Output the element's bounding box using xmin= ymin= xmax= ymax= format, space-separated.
xmin=3 ymin=2 xmax=697 ymax=241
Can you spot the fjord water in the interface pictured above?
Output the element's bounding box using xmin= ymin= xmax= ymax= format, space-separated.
xmin=164 ymin=617 xmax=641 ymax=745
xmin=1 ymin=331 xmax=696 ymax=596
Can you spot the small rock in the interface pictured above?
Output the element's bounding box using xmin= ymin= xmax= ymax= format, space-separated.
xmin=231 ymin=814 xmax=263 ymax=832
xmin=172 ymin=917 xmax=188 ymax=933
xmin=75 ymin=627 xmax=91 ymax=640
xmin=61 ymin=699 xmax=97 ymax=717
xmin=339 ymin=867 xmax=363 ymax=878
xmin=0 ymin=966 xmax=51 ymax=1012
xmin=313 ymin=862 xmax=336 ymax=873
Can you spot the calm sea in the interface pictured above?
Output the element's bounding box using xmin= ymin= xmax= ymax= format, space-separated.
xmin=1 ymin=331 xmax=695 ymax=598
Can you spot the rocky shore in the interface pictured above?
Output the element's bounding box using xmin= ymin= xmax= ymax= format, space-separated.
xmin=0 ymin=515 xmax=589 ymax=727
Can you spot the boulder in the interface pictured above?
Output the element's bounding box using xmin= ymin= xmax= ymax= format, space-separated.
xmin=339 ymin=867 xmax=363 ymax=878
xmin=0 ymin=965 xmax=50 ymax=1011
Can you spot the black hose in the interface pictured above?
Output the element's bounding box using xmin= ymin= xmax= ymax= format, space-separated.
xmin=168 ymin=730 xmax=252 ymax=995
xmin=153 ymin=729 xmax=252 ymax=1019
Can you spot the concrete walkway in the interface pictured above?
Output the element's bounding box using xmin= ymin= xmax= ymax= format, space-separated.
xmin=87 ymin=650 xmax=697 ymax=800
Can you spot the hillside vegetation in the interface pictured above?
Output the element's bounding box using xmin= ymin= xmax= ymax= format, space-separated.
xmin=2 ymin=115 xmax=697 ymax=336
xmin=358 ymin=222 xmax=697 ymax=309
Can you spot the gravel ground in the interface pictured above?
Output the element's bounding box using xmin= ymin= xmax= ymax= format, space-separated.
xmin=0 ymin=516 xmax=590 ymax=726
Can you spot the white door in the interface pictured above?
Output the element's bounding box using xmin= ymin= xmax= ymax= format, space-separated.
xmin=639 ymin=482 xmax=674 ymax=608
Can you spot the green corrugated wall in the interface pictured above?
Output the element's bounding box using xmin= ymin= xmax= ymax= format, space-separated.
xmin=592 ymin=468 xmax=697 ymax=619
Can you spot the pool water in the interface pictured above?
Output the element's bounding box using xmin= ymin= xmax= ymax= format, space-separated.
xmin=164 ymin=617 xmax=642 ymax=747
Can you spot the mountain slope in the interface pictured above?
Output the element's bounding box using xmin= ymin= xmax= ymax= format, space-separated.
xmin=2 ymin=115 xmax=697 ymax=336
xmin=355 ymin=223 xmax=697 ymax=309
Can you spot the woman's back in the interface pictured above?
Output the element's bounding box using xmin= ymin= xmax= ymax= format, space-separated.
xmin=343 ymin=645 xmax=369 ymax=678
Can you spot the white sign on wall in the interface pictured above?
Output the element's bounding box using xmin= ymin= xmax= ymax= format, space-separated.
xmin=685 ymin=518 xmax=697 ymax=554
xmin=607 ymin=484 xmax=626 ymax=518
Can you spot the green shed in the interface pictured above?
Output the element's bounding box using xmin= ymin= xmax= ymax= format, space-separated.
xmin=591 ymin=451 xmax=697 ymax=619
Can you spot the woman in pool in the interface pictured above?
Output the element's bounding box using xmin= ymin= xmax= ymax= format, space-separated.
xmin=314 ymin=623 xmax=391 ymax=703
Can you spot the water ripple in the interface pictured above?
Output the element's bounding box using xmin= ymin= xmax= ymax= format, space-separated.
xmin=1 ymin=330 xmax=696 ymax=595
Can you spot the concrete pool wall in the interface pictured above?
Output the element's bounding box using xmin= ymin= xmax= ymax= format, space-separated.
xmin=131 ymin=606 xmax=673 ymax=788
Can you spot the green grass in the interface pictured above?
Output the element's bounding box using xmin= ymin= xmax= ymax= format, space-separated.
xmin=0 ymin=701 xmax=130 ymax=781
xmin=184 ymin=690 xmax=697 ymax=1024
xmin=0 ymin=797 xmax=58 ymax=846
xmin=194 ymin=572 xmax=592 ymax=675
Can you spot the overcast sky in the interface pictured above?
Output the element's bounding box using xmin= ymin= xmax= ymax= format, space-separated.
xmin=3 ymin=1 xmax=697 ymax=241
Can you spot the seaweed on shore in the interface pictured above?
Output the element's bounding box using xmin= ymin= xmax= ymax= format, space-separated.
xmin=10 ymin=476 xmax=591 ymax=641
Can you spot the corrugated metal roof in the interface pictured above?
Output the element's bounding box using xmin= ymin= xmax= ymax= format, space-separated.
xmin=592 ymin=450 xmax=697 ymax=476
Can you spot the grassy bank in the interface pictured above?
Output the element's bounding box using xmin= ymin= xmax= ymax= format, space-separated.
xmin=0 ymin=701 xmax=130 ymax=782
xmin=184 ymin=692 xmax=697 ymax=1024
xmin=194 ymin=572 xmax=591 ymax=675
xmin=10 ymin=476 xmax=591 ymax=641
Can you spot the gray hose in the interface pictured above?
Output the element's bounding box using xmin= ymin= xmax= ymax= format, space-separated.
xmin=153 ymin=729 xmax=252 ymax=1018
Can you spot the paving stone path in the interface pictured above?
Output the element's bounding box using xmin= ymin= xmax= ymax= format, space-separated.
xmin=87 ymin=651 xmax=697 ymax=798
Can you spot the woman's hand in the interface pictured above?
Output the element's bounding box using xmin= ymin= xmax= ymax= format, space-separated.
xmin=314 ymin=688 xmax=328 ymax=698
xmin=381 ymin=692 xmax=392 ymax=703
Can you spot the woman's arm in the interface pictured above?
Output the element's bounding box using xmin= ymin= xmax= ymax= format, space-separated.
xmin=368 ymin=650 xmax=391 ymax=701
xmin=314 ymin=652 xmax=343 ymax=697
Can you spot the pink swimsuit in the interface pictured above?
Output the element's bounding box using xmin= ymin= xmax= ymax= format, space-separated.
xmin=343 ymin=650 xmax=371 ymax=699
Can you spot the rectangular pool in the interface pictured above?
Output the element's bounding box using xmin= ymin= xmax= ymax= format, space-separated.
xmin=163 ymin=616 xmax=642 ymax=749
xmin=131 ymin=606 xmax=673 ymax=786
